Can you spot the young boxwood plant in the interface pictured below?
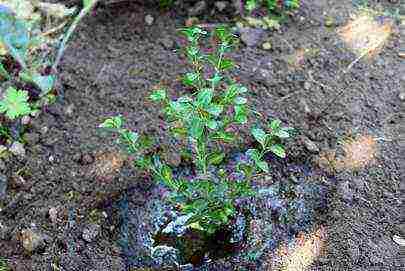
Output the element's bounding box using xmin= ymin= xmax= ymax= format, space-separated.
xmin=100 ymin=26 xmax=292 ymax=234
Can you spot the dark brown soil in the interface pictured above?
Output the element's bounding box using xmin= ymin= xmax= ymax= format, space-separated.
xmin=0 ymin=0 xmax=402 ymax=270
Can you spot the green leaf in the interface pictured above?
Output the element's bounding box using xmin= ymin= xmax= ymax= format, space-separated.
xmin=207 ymin=151 xmax=225 ymax=165
xmin=275 ymin=129 xmax=290 ymax=139
xmin=150 ymin=89 xmax=166 ymax=102
xmin=208 ymin=72 xmax=222 ymax=86
xmin=19 ymin=72 xmax=55 ymax=96
xmin=234 ymin=105 xmax=247 ymax=124
xmin=234 ymin=96 xmax=247 ymax=105
xmin=269 ymin=119 xmax=281 ymax=131
xmin=33 ymin=74 xmax=55 ymax=96
xmin=83 ymin=0 xmax=96 ymax=8
xmin=0 ymin=87 xmax=31 ymax=120
xmin=0 ymin=63 xmax=9 ymax=79
xmin=256 ymin=160 xmax=269 ymax=173
xmin=161 ymin=165 xmax=173 ymax=182
xmin=206 ymin=120 xmax=218 ymax=130
xmin=219 ymin=58 xmax=234 ymax=70
xmin=196 ymin=88 xmax=213 ymax=108
xmin=211 ymin=131 xmax=236 ymax=143
xmin=189 ymin=117 xmax=204 ymax=139
xmin=246 ymin=148 xmax=269 ymax=173
xmin=0 ymin=12 xmax=29 ymax=68
xmin=99 ymin=116 xmax=122 ymax=129
xmin=246 ymin=148 xmax=261 ymax=161
xmin=206 ymin=104 xmax=223 ymax=117
xmin=269 ymin=144 xmax=286 ymax=158
xmin=182 ymin=72 xmax=199 ymax=87
xmin=251 ymin=127 xmax=267 ymax=148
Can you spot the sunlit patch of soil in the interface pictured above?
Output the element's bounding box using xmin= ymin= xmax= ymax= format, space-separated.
xmin=264 ymin=226 xmax=327 ymax=271
xmin=316 ymin=135 xmax=378 ymax=172
xmin=87 ymin=151 xmax=126 ymax=181
xmin=338 ymin=11 xmax=393 ymax=58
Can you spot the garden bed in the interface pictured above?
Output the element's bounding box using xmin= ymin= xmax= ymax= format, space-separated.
xmin=0 ymin=0 xmax=402 ymax=270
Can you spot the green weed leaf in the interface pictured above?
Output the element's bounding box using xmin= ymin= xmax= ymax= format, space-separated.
xmin=0 ymin=87 xmax=31 ymax=119
xmin=150 ymin=89 xmax=166 ymax=102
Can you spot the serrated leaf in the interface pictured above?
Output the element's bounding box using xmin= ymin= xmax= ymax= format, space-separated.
xmin=150 ymin=89 xmax=166 ymax=102
xmin=269 ymin=144 xmax=286 ymax=158
xmin=0 ymin=87 xmax=31 ymax=120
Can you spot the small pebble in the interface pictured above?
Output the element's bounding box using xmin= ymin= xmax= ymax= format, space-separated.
xmin=399 ymin=91 xmax=405 ymax=101
xmin=20 ymin=228 xmax=46 ymax=253
xmin=21 ymin=116 xmax=31 ymax=125
xmin=23 ymin=133 xmax=40 ymax=146
xmin=0 ymin=173 xmax=7 ymax=200
xmin=82 ymin=224 xmax=100 ymax=242
xmin=145 ymin=14 xmax=154 ymax=26
xmin=48 ymin=207 xmax=58 ymax=223
xmin=262 ymin=41 xmax=272 ymax=50
xmin=9 ymin=142 xmax=26 ymax=157
xmin=188 ymin=0 xmax=207 ymax=16
xmin=215 ymin=1 xmax=227 ymax=12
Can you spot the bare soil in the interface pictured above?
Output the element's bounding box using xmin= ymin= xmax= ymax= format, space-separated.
xmin=0 ymin=0 xmax=403 ymax=270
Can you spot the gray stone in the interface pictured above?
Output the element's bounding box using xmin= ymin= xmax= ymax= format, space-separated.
xmin=159 ymin=37 xmax=175 ymax=50
xmin=337 ymin=181 xmax=353 ymax=202
xmin=188 ymin=1 xmax=207 ymax=16
xmin=0 ymin=222 xmax=10 ymax=240
xmin=0 ymin=174 xmax=7 ymax=200
xmin=399 ymin=91 xmax=405 ymax=101
xmin=9 ymin=142 xmax=25 ymax=157
xmin=304 ymin=81 xmax=311 ymax=90
xmin=145 ymin=14 xmax=154 ymax=26
xmin=23 ymin=132 xmax=40 ymax=146
xmin=240 ymin=27 xmax=265 ymax=47
xmin=0 ymin=159 xmax=5 ymax=171
xmin=82 ymin=224 xmax=100 ymax=242
xmin=64 ymin=103 xmax=75 ymax=116
xmin=215 ymin=1 xmax=228 ymax=12
xmin=302 ymin=137 xmax=319 ymax=153
xmin=20 ymin=228 xmax=46 ymax=253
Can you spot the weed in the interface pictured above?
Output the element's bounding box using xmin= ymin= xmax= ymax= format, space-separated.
xmin=100 ymin=26 xmax=292 ymax=234
xmin=245 ymin=0 xmax=300 ymax=14
xmin=0 ymin=258 xmax=10 ymax=271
